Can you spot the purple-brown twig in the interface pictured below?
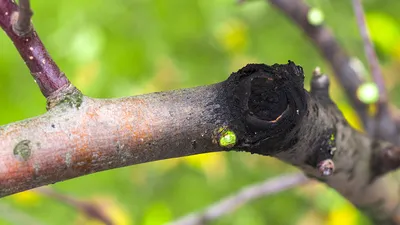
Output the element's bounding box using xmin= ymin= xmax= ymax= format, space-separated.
xmin=351 ymin=0 xmax=399 ymax=143
xmin=352 ymin=0 xmax=386 ymax=103
xmin=37 ymin=187 xmax=113 ymax=225
xmin=0 ymin=0 xmax=72 ymax=99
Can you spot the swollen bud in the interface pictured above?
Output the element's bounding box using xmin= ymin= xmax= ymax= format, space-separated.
xmin=357 ymin=82 xmax=379 ymax=104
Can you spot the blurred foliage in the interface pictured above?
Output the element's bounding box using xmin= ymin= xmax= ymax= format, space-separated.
xmin=1 ymin=0 xmax=400 ymax=224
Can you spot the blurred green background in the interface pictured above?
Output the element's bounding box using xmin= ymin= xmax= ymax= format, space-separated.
xmin=1 ymin=0 xmax=400 ymax=224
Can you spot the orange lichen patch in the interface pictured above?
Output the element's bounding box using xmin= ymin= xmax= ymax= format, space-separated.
xmin=2 ymin=125 xmax=21 ymax=137
xmin=86 ymin=109 xmax=100 ymax=120
xmin=120 ymin=99 xmax=154 ymax=142
xmin=54 ymin=153 xmax=66 ymax=166
xmin=68 ymin=126 xmax=93 ymax=173
xmin=71 ymin=149 xmax=94 ymax=174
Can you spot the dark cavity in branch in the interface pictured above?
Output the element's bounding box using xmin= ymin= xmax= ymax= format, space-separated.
xmin=225 ymin=62 xmax=338 ymax=176
xmin=225 ymin=61 xmax=307 ymax=156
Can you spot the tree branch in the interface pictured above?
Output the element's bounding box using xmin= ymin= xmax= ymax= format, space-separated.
xmin=169 ymin=173 xmax=308 ymax=225
xmin=267 ymin=0 xmax=370 ymax=131
xmin=351 ymin=0 xmax=398 ymax=143
xmin=0 ymin=0 xmax=73 ymax=100
xmin=267 ymin=0 xmax=400 ymax=145
xmin=352 ymin=0 xmax=386 ymax=103
xmin=2 ymin=1 xmax=400 ymax=224
xmin=37 ymin=187 xmax=113 ymax=225
xmin=1 ymin=61 xmax=400 ymax=223
xmin=12 ymin=0 xmax=32 ymax=36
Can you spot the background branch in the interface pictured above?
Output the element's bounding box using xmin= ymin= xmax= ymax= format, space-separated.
xmin=169 ymin=173 xmax=308 ymax=225
xmin=37 ymin=187 xmax=113 ymax=225
xmin=352 ymin=0 xmax=387 ymax=102
xmin=351 ymin=0 xmax=398 ymax=143
xmin=267 ymin=0 xmax=400 ymax=145
xmin=267 ymin=0 xmax=369 ymax=131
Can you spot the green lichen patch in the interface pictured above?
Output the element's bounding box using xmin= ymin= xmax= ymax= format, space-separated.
xmin=59 ymin=90 xmax=83 ymax=109
xmin=13 ymin=140 xmax=32 ymax=161
xmin=328 ymin=133 xmax=337 ymax=155
xmin=47 ymin=85 xmax=84 ymax=110
xmin=216 ymin=127 xmax=237 ymax=148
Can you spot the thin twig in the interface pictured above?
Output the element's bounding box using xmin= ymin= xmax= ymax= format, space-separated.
xmin=351 ymin=0 xmax=399 ymax=142
xmin=168 ymin=173 xmax=309 ymax=225
xmin=352 ymin=0 xmax=386 ymax=102
xmin=0 ymin=0 xmax=73 ymax=99
xmin=36 ymin=187 xmax=113 ymax=225
xmin=12 ymin=0 xmax=33 ymax=36
xmin=267 ymin=0 xmax=370 ymax=131
xmin=0 ymin=203 xmax=45 ymax=225
xmin=268 ymin=0 xmax=400 ymax=144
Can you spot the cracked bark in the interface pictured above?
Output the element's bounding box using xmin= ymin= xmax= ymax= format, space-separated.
xmin=1 ymin=62 xmax=399 ymax=224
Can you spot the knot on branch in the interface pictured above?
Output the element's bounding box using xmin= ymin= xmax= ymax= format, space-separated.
xmin=226 ymin=61 xmax=307 ymax=155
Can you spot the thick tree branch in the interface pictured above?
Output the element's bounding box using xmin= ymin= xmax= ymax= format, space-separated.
xmin=1 ymin=61 xmax=400 ymax=223
xmin=2 ymin=1 xmax=400 ymax=224
xmin=0 ymin=0 xmax=73 ymax=99
xmin=169 ymin=173 xmax=308 ymax=225
xmin=0 ymin=82 xmax=230 ymax=197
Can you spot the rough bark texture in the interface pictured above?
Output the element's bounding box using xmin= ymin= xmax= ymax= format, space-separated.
xmin=1 ymin=61 xmax=399 ymax=224
xmin=0 ymin=83 xmax=230 ymax=196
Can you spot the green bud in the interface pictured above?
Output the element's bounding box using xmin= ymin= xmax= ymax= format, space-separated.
xmin=357 ymin=82 xmax=379 ymax=104
xmin=307 ymin=8 xmax=324 ymax=26
xmin=219 ymin=129 xmax=237 ymax=148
